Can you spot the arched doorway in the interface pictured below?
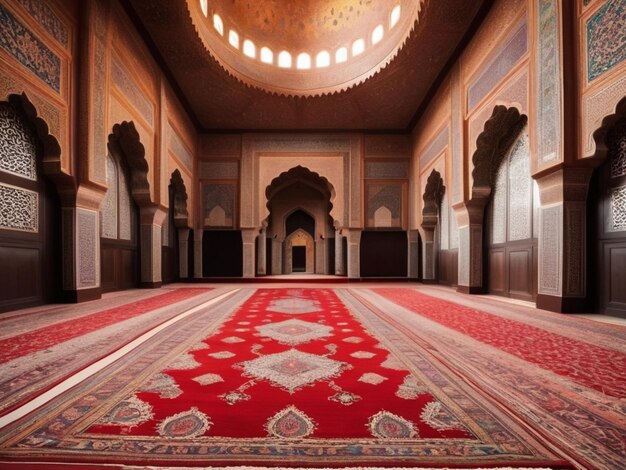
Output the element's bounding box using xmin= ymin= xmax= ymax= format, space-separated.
xmin=589 ymin=116 xmax=626 ymax=317
xmin=162 ymin=170 xmax=189 ymax=284
xmin=100 ymin=152 xmax=139 ymax=292
xmin=264 ymin=166 xmax=334 ymax=275
xmin=483 ymin=125 xmax=538 ymax=301
xmin=0 ymin=99 xmax=61 ymax=312
xmin=421 ymin=169 xmax=444 ymax=282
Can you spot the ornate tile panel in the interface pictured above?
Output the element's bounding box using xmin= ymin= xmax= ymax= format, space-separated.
xmin=111 ymin=56 xmax=154 ymax=127
xmin=587 ymin=0 xmax=626 ymax=82
xmin=610 ymin=186 xmax=626 ymax=231
xmin=101 ymin=156 xmax=118 ymax=239
xmin=168 ymin=124 xmax=193 ymax=170
xmin=468 ymin=19 xmax=528 ymax=110
xmin=202 ymin=183 xmax=235 ymax=227
xmin=0 ymin=3 xmax=61 ymax=93
xmin=199 ymin=160 xmax=239 ymax=179
xmin=77 ymin=209 xmax=97 ymax=288
xmin=364 ymin=161 xmax=409 ymax=179
xmin=15 ymin=0 xmax=69 ymax=48
xmin=419 ymin=125 xmax=448 ymax=168
xmin=0 ymin=103 xmax=37 ymax=180
xmin=610 ymin=125 xmax=626 ymax=178
xmin=508 ymin=132 xmax=532 ymax=241
xmin=0 ymin=183 xmax=38 ymax=232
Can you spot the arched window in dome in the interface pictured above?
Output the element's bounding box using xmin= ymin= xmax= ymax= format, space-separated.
xmin=260 ymin=47 xmax=273 ymax=64
xmin=278 ymin=51 xmax=292 ymax=68
xmin=243 ymin=39 xmax=256 ymax=58
xmin=228 ymin=30 xmax=239 ymax=49
xmin=213 ymin=14 xmax=224 ymax=35
xmin=336 ymin=47 xmax=348 ymax=64
xmin=316 ymin=51 xmax=330 ymax=68
xmin=390 ymin=5 xmax=401 ymax=28
xmin=352 ymin=38 xmax=365 ymax=56
xmin=372 ymin=24 xmax=384 ymax=45
xmin=200 ymin=0 xmax=208 ymax=17
xmin=297 ymin=53 xmax=311 ymax=70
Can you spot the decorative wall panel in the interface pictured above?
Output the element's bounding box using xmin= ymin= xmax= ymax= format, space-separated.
xmin=77 ymin=209 xmax=97 ymax=288
xmin=111 ymin=56 xmax=154 ymax=127
xmin=610 ymin=126 xmax=626 ymax=178
xmin=468 ymin=19 xmax=528 ymax=111
xmin=583 ymin=74 xmax=626 ymax=155
xmin=16 ymin=0 xmax=69 ymax=48
xmin=508 ymin=133 xmax=532 ymax=241
xmin=459 ymin=226 xmax=469 ymax=285
xmin=101 ymin=155 xmax=118 ymax=239
xmin=489 ymin=164 xmax=507 ymax=244
xmin=0 ymin=103 xmax=37 ymax=180
xmin=364 ymin=161 xmax=409 ymax=179
xmin=587 ymin=0 xmax=626 ymax=82
xmin=118 ymin=170 xmax=133 ymax=241
xmin=0 ymin=4 xmax=61 ymax=93
xmin=168 ymin=124 xmax=193 ymax=170
xmin=363 ymin=135 xmax=410 ymax=156
xmin=366 ymin=183 xmax=402 ymax=228
xmin=440 ymin=194 xmax=450 ymax=250
xmin=536 ymin=0 xmax=562 ymax=163
xmin=200 ymin=161 xmax=239 ymax=179
xmin=564 ymin=204 xmax=585 ymax=296
xmin=419 ymin=125 xmax=448 ymax=168
xmin=203 ymin=183 xmax=235 ymax=227
xmin=0 ymin=183 xmax=38 ymax=232
xmin=610 ymin=186 xmax=626 ymax=231
xmin=539 ymin=205 xmax=562 ymax=294
xmin=451 ymin=65 xmax=463 ymax=203
xmin=449 ymin=205 xmax=459 ymax=250
xmin=91 ymin=0 xmax=108 ymax=183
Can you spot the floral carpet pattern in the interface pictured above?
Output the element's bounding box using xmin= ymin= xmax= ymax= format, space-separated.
xmin=0 ymin=288 xmax=567 ymax=468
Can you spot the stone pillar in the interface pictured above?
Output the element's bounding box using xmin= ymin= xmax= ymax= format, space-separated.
xmin=346 ymin=229 xmax=361 ymax=279
xmin=178 ymin=228 xmax=190 ymax=279
xmin=60 ymin=186 xmax=104 ymax=302
xmin=315 ymin=238 xmax=325 ymax=274
xmin=257 ymin=225 xmax=266 ymax=276
xmin=334 ymin=228 xmax=345 ymax=275
xmin=535 ymin=167 xmax=592 ymax=312
xmin=421 ymin=229 xmax=436 ymax=282
xmin=407 ymin=230 xmax=420 ymax=280
xmin=272 ymin=237 xmax=282 ymax=275
xmin=241 ymin=228 xmax=257 ymax=278
xmin=457 ymin=202 xmax=487 ymax=294
xmin=193 ymin=228 xmax=203 ymax=278
xmin=139 ymin=206 xmax=166 ymax=288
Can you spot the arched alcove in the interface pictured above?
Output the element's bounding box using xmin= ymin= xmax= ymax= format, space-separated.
xmin=588 ymin=96 xmax=626 ymax=318
xmin=162 ymin=170 xmax=190 ymax=284
xmin=421 ymin=169 xmax=445 ymax=281
xmin=0 ymin=95 xmax=64 ymax=312
xmin=263 ymin=166 xmax=334 ymax=275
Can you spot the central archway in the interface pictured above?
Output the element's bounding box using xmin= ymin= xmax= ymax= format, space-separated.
xmin=262 ymin=166 xmax=335 ymax=275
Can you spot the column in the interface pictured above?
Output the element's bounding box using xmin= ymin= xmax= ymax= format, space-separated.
xmin=193 ymin=228 xmax=203 ymax=279
xmin=346 ymin=228 xmax=361 ymax=279
xmin=139 ymin=206 xmax=166 ymax=288
xmin=256 ymin=225 xmax=266 ymax=275
xmin=456 ymin=201 xmax=487 ymax=294
xmin=535 ymin=167 xmax=592 ymax=312
xmin=407 ymin=230 xmax=420 ymax=280
xmin=241 ymin=228 xmax=257 ymax=278
xmin=315 ymin=237 xmax=325 ymax=274
xmin=334 ymin=228 xmax=345 ymax=275
xmin=272 ymin=237 xmax=282 ymax=275
xmin=178 ymin=228 xmax=190 ymax=279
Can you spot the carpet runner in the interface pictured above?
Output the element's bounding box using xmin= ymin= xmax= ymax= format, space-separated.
xmin=0 ymin=288 xmax=214 ymax=416
xmin=0 ymin=288 xmax=567 ymax=468
xmin=372 ymin=288 xmax=626 ymax=397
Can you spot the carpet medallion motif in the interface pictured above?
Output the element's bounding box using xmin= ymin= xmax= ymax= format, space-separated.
xmin=0 ymin=289 xmax=565 ymax=467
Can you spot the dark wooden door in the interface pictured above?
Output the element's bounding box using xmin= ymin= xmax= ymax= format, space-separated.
xmin=360 ymin=231 xmax=408 ymax=277
xmin=591 ymin=119 xmax=626 ymax=318
xmin=292 ymin=246 xmax=306 ymax=272
xmin=0 ymin=103 xmax=60 ymax=313
xmin=484 ymin=129 xmax=538 ymax=301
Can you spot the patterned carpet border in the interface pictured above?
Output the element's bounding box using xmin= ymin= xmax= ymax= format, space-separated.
xmin=0 ymin=289 xmax=568 ymax=468
xmin=0 ymin=288 xmax=221 ymax=417
xmin=356 ymin=289 xmax=626 ymax=469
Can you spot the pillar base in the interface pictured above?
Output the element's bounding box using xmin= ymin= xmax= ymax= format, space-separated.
xmin=536 ymin=294 xmax=590 ymax=313
xmin=62 ymin=287 xmax=101 ymax=303
xmin=140 ymin=281 xmax=163 ymax=289
xmin=456 ymin=285 xmax=485 ymax=294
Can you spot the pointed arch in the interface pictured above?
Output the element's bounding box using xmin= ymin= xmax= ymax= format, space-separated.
xmin=590 ymin=96 xmax=626 ymax=164
xmin=422 ymin=169 xmax=445 ymax=228
xmin=107 ymin=121 xmax=151 ymax=207
xmin=170 ymin=169 xmax=189 ymax=227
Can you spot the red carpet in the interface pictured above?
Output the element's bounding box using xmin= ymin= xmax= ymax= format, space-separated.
xmin=0 ymin=288 xmax=567 ymax=468
xmin=374 ymin=288 xmax=626 ymax=397
xmin=0 ymin=288 xmax=209 ymax=363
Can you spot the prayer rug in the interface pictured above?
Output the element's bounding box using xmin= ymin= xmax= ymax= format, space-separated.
xmin=0 ymin=288 xmax=568 ymax=468
xmin=0 ymin=288 xmax=215 ymax=416
xmin=366 ymin=288 xmax=626 ymax=469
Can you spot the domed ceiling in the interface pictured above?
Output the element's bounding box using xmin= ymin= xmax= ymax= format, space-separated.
xmin=189 ymin=0 xmax=422 ymax=96
xmin=124 ymin=0 xmax=491 ymax=130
